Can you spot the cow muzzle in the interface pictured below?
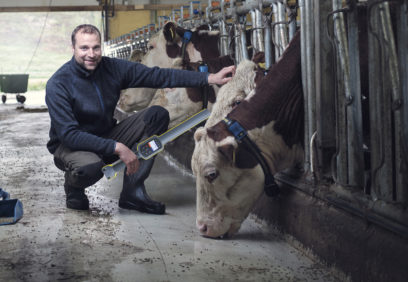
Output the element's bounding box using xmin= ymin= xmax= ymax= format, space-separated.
xmin=196 ymin=217 xmax=241 ymax=239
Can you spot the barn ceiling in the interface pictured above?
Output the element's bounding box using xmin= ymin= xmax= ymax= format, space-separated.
xmin=0 ymin=0 xmax=190 ymax=12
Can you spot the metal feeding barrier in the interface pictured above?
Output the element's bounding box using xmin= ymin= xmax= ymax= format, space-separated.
xmin=106 ymin=0 xmax=408 ymax=239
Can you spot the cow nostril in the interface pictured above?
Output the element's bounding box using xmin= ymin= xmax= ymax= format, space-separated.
xmin=199 ymin=223 xmax=207 ymax=233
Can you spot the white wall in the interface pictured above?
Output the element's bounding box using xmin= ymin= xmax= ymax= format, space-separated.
xmin=0 ymin=0 xmax=99 ymax=7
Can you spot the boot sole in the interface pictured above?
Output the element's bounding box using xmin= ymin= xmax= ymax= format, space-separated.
xmin=66 ymin=201 xmax=89 ymax=210
xmin=119 ymin=200 xmax=165 ymax=215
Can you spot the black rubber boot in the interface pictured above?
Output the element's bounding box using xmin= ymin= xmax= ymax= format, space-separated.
xmin=64 ymin=185 xmax=89 ymax=210
xmin=119 ymin=158 xmax=165 ymax=214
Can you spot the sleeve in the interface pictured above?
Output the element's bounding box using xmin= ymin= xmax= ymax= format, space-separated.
xmin=117 ymin=60 xmax=209 ymax=89
xmin=45 ymin=80 xmax=116 ymax=156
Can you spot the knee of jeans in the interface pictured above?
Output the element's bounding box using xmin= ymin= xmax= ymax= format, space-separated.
xmin=70 ymin=161 xmax=104 ymax=188
xmin=144 ymin=105 xmax=170 ymax=135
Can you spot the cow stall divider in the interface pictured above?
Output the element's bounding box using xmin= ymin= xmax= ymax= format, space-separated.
xmin=106 ymin=0 xmax=408 ymax=277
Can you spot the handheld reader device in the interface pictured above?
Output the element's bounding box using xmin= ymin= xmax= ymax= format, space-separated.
xmin=102 ymin=109 xmax=210 ymax=180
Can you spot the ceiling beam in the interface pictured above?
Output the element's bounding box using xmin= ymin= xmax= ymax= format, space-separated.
xmin=0 ymin=4 xmax=189 ymax=13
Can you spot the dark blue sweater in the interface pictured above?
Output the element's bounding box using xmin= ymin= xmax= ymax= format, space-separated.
xmin=46 ymin=56 xmax=208 ymax=156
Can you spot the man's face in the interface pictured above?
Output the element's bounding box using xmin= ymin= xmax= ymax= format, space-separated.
xmin=72 ymin=31 xmax=102 ymax=71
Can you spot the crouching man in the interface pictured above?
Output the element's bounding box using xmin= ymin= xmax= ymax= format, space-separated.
xmin=45 ymin=24 xmax=235 ymax=214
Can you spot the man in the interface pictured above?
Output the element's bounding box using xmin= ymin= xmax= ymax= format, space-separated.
xmin=46 ymin=24 xmax=234 ymax=214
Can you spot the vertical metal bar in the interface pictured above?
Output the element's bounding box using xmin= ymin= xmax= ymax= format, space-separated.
xmin=273 ymin=3 xmax=281 ymax=60
xmin=380 ymin=2 xmax=404 ymax=201
xmin=305 ymin=0 xmax=316 ymax=173
xmin=234 ymin=24 xmax=243 ymax=64
xmin=368 ymin=1 xmax=393 ymax=201
xmin=299 ymin=0 xmax=310 ymax=172
xmin=219 ymin=0 xmax=229 ymax=56
xmin=332 ymin=0 xmax=348 ymax=185
xmin=219 ymin=20 xmax=230 ymax=56
xmin=347 ymin=4 xmax=365 ymax=188
xmin=315 ymin=0 xmax=336 ymax=177
xmin=277 ymin=2 xmax=288 ymax=50
xmin=287 ymin=4 xmax=297 ymax=41
xmin=240 ymin=21 xmax=249 ymax=61
xmin=250 ymin=9 xmax=265 ymax=53
xmin=396 ymin=0 xmax=408 ymax=203
xmin=264 ymin=13 xmax=273 ymax=70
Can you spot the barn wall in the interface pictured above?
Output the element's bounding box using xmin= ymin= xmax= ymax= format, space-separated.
xmin=251 ymin=178 xmax=408 ymax=282
xmin=108 ymin=10 xmax=151 ymax=39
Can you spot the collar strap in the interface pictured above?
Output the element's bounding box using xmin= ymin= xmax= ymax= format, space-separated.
xmin=180 ymin=30 xmax=193 ymax=65
xmin=198 ymin=63 xmax=209 ymax=109
xmin=223 ymin=117 xmax=280 ymax=197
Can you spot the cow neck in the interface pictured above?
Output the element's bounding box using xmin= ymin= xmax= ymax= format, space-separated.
xmin=228 ymin=30 xmax=303 ymax=148
xmin=222 ymin=117 xmax=280 ymax=197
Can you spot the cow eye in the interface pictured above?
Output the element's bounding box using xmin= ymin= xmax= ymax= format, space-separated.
xmin=148 ymin=45 xmax=154 ymax=50
xmin=205 ymin=170 xmax=219 ymax=183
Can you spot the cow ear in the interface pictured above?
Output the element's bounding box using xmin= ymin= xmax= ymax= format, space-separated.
xmin=163 ymin=22 xmax=177 ymax=43
xmin=217 ymin=143 xmax=235 ymax=164
xmin=234 ymin=143 xmax=259 ymax=169
xmin=194 ymin=127 xmax=207 ymax=142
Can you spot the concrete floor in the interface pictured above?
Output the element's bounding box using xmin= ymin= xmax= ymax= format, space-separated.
xmin=0 ymin=93 xmax=340 ymax=282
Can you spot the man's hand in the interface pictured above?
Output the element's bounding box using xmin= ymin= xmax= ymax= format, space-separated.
xmin=114 ymin=142 xmax=140 ymax=175
xmin=207 ymin=65 xmax=236 ymax=85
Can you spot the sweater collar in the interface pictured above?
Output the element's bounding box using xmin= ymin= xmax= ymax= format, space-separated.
xmin=70 ymin=56 xmax=102 ymax=78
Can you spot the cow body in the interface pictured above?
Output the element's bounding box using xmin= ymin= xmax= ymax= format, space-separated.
xmin=192 ymin=31 xmax=304 ymax=238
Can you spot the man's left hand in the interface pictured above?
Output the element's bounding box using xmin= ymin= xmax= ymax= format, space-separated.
xmin=207 ymin=65 xmax=236 ymax=85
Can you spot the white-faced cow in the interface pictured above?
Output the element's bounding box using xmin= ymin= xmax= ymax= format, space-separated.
xmin=118 ymin=21 xmax=222 ymax=114
xmin=192 ymin=31 xmax=304 ymax=238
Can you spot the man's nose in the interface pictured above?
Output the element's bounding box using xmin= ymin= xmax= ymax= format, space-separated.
xmin=87 ymin=49 xmax=95 ymax=57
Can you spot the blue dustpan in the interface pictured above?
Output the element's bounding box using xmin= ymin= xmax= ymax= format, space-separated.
xmin=0 ymin=188 xmax=23 ymax=225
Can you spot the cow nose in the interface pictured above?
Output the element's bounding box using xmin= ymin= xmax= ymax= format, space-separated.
xmin=199 ymin=223 xmax=207 ymax=233
xmin=196 ymin=221 xmax=207 ymax=234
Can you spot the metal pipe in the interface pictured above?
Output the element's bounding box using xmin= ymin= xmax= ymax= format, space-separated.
xmin=264 ymin=14 xmax=273 ymax=70
xmin=287 ymin=2 xmax=297 ymax=41
xmin=250 ymin=9 xmax=265 ymax=53
xmin=234 ymin=24 xmax=243 ymax=64
xmin=396 ymin=0 xmax=408 ymax=203
xmin=299 ymin=0 xmax=310 ymax=172
xmin=272 ymin=3 xmax=280 ymax=60
xmin=277 ymin=2 xmax=288 ymax=50
xmin=240 ymin=22 xmax=249 ymax=61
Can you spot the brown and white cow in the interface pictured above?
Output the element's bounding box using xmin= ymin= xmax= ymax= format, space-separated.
xmin=192 ymin=31 xmax=304 ymax=238
xmin=118 ymin=21 xmax=222 ymax=114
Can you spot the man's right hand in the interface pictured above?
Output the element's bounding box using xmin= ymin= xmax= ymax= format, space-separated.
xmin=114 ymin=142 xmax=140 ymax=175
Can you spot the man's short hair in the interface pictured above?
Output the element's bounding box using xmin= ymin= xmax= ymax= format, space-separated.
xmin=71 ymin=24 xmax=101 ymax=46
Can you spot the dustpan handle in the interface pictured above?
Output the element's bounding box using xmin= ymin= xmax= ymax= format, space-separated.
xmin=0 ymin=188 xmax=10 ymax=200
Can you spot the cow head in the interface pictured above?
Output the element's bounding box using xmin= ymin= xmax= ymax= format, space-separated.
xmin=118 ymin=21 xmax=220 ymax=113
xmin=192 ymin=125 xmax=266 ymax=238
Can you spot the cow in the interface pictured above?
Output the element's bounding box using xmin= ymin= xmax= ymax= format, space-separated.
xmin=191 ymin=31 xmax=304 ymax=238
xmin=118 ymin=21 xmax=222 ymax=114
